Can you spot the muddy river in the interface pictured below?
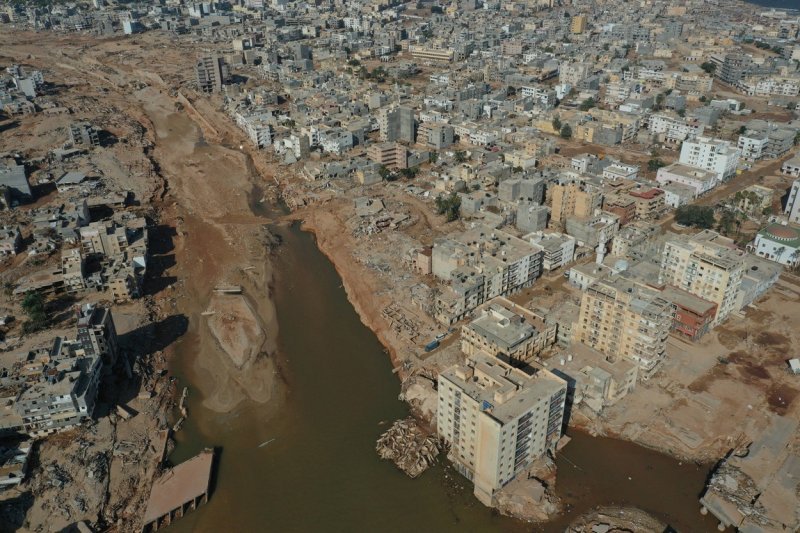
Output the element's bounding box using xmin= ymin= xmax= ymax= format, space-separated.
xmin=166 ymin=222 xmax=719 ymax=532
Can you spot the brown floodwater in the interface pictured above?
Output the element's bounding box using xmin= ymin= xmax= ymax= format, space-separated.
xmin=165 ymin=222 xmax=720 ymax=533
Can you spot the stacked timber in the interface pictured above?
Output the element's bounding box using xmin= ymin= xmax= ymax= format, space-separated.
xmin=376 ymin=417 xmax=440 ymax=478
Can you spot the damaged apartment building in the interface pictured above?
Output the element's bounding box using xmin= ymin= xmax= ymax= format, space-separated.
xmin=437 ymin=352 xmax=567 ymax=506
xmin=431 ymin=225 xmax=544 ymax=325
xmin=0 ymin=305 xmax=117 ymax=437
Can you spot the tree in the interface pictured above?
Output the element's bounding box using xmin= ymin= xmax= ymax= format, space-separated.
xmin=794 ymin=131 xmax=800 ymax=146
xmin=700 ymin=62 xmax=716 ymax=74
xmin=648 ymin=159 xmax=665 ymax=172
xmin=560 ymin=123 xmax=572 ymax=139
xmin=579 ymin=97 xmax=595 ymax=111
xmin=435 ymin=193 xmax=461 ymax=222
xmin=677 ymin=109 xmax=686 ymax=117
xmin=699 ymin=95 xmax=707 ymax=102
xmin=737 ymin=125 xmax=747 ymax=135
xmin=21 ymin=292 xmax=47 ymax=334
xmin=399 ymin=167 xmax=419 ymax=180
xmin=454 ymin=151 xmax=467 ymax=163
xmin=675 ymin=205 xmax=715 ymax=229
xmin=429 ymin=152 xmax=439 ymax=164
xmin=717 ymin=209 xmax=737 ymax=236
xmin=552 ymin=116 xmax=562 ymax=132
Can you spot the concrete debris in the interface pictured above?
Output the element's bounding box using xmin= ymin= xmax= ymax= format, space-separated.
xmin=376 ymin=417 xmax=440 ymax=478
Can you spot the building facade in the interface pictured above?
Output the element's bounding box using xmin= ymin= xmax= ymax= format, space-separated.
xmin=437 ymin=353 xmax=567 ymax=505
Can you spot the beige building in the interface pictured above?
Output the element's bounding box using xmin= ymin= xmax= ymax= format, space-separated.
xmin=409 ymin=45 xmax=454 ymax=62
xmin=367 ymin=142 xmax=408 ymax=169
xmin=573 ymin=276 xmax=673 ymax=375
xmin=60 ymin=248 xmax=85 ymax=292
xmin=570 ymin=14 xmax=587 ymax=34
xmin=550 ymin=182 xmax=602 ymax=225
xmin=437 ymin=352 xmax=567 ymax=506
xmin=549 ymin=343 xmax=638 ymax=416
xmin=461 ymin=298 xmax=556 ymax=365
xmin=80 ymin=221 xmax=128 ymax=258
xmin=659 ymin=230 xmax=745 ymax=325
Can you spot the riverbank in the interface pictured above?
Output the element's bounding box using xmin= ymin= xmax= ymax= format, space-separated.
xmin=136 ymin=87 xmax=285 ymax=416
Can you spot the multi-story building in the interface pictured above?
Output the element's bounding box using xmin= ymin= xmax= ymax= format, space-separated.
xmin=80 ymin=220 xmax=128 ymax=258
xmin=516 ymin=203 xmax=549 ymax=233
xmin=195 ymin=56 xmax=229 ymax=93
xmin=573 ymin=276 xmax=673 ymax=374
xmin=408 ymin=45 xmax=454 ymax=62
xmin=498 ymin=177 xmax=545 ymax=205
xmin=663 ymin=72 xmax=713 ymax=95
xmin=738 ymin=76 xmax=800 ymax=98
xmin=367 ymin=142 xmax=408 ymax=169
xmin=526 ymin=231 xmax=576 ymax=271
xmin=658 ymin=286 xmax=717 ymax=341
xmin=648 ymin=114 xmax=705 ymax=144
xmin=437 ymin=352 xmax=567 ymax=505
xmin=60 ymin=248 xmax=85 ymax=292
xmin=656 ymin=163 xmax=719 ymax=198
xmin=461 ymin=299 xmax=556 ymax=365
xmin=0 ymin=306 xmax=115 ymax=437
xmin=629 ymin=188 xmax=665 ymax=221
xmin=738 ymin=126 xmax=795 ymax=161
xmin=678 ymin=136 xmax=740 ymax=182
xmin=784 ymin=178 xmax=800 ymax=223
xmin=379 ymin=106 xmax=416 ymax=143
xmin=417 ymin=122 xmax=454 ymax=149
xmin=564 ymin=212 xmax=620 ymax=262
xmin=76 ymin=304 xmax=119 ymax=366
xmin=570 ymin=14 xmax=587 ymax=34
xmin=559 ymin=61 xmax=592 ymax=85
xmin=659 ymin=230 xmax=746 ymax=325
xmin=432 ymin=226 xmax=544 ymax=324
xmin=550 ymin=181 xmax=602 ymax=225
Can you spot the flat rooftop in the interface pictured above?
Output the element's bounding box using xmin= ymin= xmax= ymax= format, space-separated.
xmin=143 ymin=449 xmax=214 ymax=525
xmin=440 ymin=352 xmax=565 ymax=425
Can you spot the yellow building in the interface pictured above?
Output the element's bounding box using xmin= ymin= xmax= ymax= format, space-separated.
xmin=570 ymin=15 xmax=587 ymax=34
xmin=550 ymin=181 xmax=602 ymax=225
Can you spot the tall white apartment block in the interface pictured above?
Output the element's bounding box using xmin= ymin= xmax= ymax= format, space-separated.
xmin=437 ymin=352 xmax=567 ymax=506
xmin=679 ymin=136 xmax=740 ymax=182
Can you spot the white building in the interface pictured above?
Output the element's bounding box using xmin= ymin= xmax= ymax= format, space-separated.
xmin=648 ymin=114 xmax=705 ymax=144
xmin=678 ymin=136 xmax=740 ymax=182
xmin=437 ymin=352 xmax=566 ymax=506
xmin=526 ymin=231 xmax=576 ymax=271
xmin=737 ymin=133 xmax=769 ymax=161
xmin=656 ymin=163 xmax=718 ymax=198
xmin=602 ymin=163 xmax=638 ymax=181
xmin=739 ymin=76 xmax=800 ymax=98
xmin=785 ymin=178 xmax=800 ymax=224
xmin=749 ymin=223 xmax=800 ymax=267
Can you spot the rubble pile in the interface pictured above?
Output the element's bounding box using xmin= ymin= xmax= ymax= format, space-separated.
xmin=376 ymin=417 xmax=440 ymax=478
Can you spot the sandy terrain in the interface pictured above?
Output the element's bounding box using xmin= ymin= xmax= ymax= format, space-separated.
xmin=0 ymin=29 xmax=286 ymax=530
xmin=587 ymin=277 xmax=800 ymax=461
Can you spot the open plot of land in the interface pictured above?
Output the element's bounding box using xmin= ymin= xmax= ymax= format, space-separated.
xmin=593 ymin=278 xmax=800 ymax=461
